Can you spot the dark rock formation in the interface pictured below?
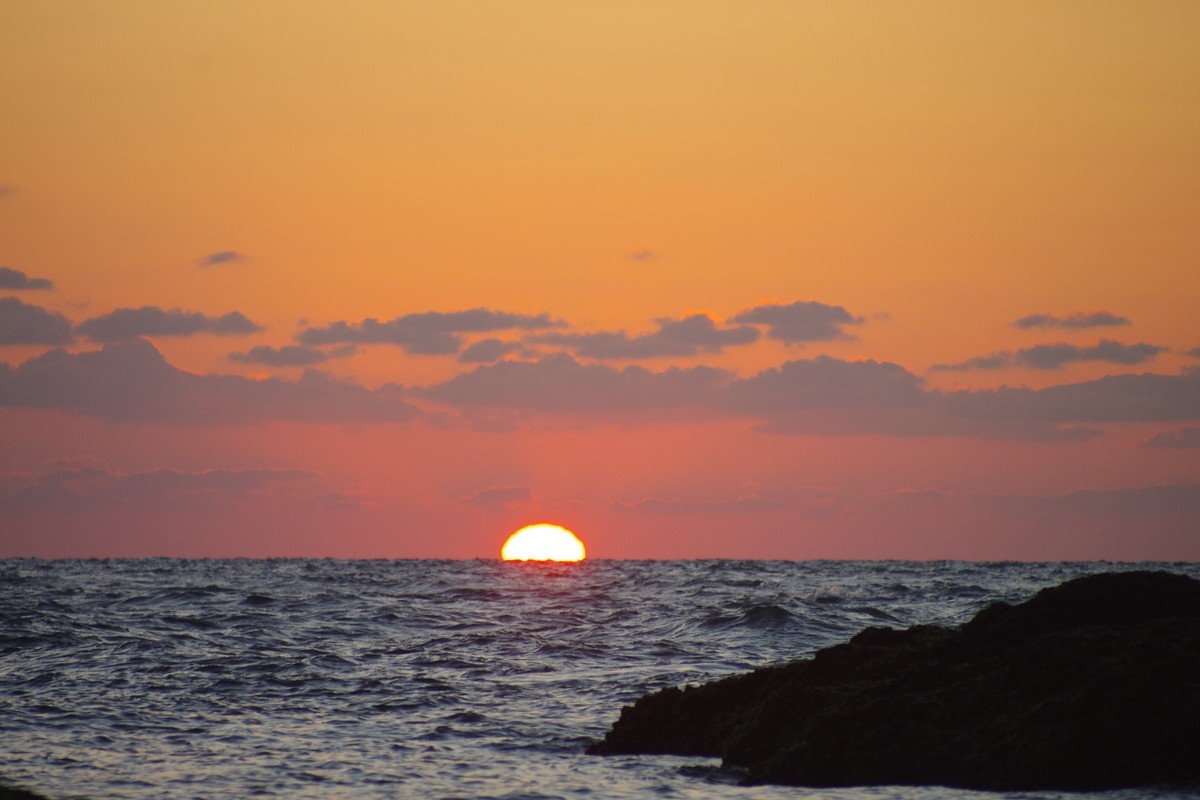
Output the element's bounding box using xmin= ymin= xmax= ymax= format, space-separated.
xmin=0 ymin=785 xmax=53 ymax=800
xmin=589 ymin=571 xmax=1200 ymax=791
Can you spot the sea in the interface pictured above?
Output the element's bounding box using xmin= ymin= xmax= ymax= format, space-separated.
xmin=2 ymin=559 xmax=1199 ymax=800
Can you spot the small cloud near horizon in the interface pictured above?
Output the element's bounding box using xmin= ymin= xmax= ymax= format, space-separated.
xmin=200 ymin=251 xmax=247 ymax=267
xmin=0 ymin=267 xmax=54 ymax=291
xmin=1014 ymin=311 xmax=1130 ymax=330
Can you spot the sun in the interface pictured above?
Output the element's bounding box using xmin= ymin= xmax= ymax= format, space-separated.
xmin=501 ymin=524 xmax=586 ymax=562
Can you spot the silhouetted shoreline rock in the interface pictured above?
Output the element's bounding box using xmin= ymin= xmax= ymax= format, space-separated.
xmin=589 ymin=571 xmax=1200 ymax=791
xmin=0 ymin=785 xmax=53 ymax=800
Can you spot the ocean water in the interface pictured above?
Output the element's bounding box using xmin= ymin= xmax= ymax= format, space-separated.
xmin=2 ymin=559 xmax=1199 ymax=800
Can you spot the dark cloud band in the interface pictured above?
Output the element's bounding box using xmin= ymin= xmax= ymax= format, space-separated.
xmin=1014 ymin=311 xmax=1130 ymax=330
xmin=76 ymin=307 xmax=262 ymax=343
xmin=931 ymin=340 xmax=1166 ymax=371
xmin=299 ymin=309 xmax=562 ymax=355
xmin=533 ymin=314 xmax=758 ymax=360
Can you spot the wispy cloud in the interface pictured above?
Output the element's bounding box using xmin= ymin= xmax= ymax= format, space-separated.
xmin=612 ymin=487 xmax=836 ymax=517
xmin=533 ymin=314 xmax=758 ymax=360
xmin=298 ymin=309 xmax=563 ymax=355
xmin=0 ymin=465 xmax=323 ymax=511
xmin=731 ymin=300 xmax=864 ymax=343
xmin=76 ymin=306 xmax=263 ymax=342
xmin=1013 ymin=311 xmax=1130 ymax=330
xmin=0 ymin=297 xmax=73 ymax=345
xmin=200 ymin=250 xmax=247 ymax=266
xmin=613 ymin=494 xmax=786 ymax=515
xmin=463 ymin=486 xmax=532 ymax=509
xmin=1141 ymin=427 xmax=1200 ymax=449
xmin=0 ymin=267 xmax=54 ymax=291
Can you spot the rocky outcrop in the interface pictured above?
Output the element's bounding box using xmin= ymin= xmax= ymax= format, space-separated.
xmin=589 ymin=571 xmax=1200 ymax=791
xmin=0 ymin=785 xmax=53 ymax=800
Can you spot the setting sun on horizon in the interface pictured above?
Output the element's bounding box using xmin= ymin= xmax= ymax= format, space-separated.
xmin=501 ymin=524 xmax=587 ymax=563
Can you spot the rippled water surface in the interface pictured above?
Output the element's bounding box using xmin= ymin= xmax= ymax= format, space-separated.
xmin=3 ymin=559 xmax=1199 ymax=800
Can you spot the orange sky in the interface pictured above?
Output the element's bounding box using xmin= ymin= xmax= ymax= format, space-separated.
xmin=2 ymin=2 xmax=1198 ymax=559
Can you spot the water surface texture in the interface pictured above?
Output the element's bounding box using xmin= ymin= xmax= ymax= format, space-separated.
xmin=3 ymin=559 xmax=1199 ymax=800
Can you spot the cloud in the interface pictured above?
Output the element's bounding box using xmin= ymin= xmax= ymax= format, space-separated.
xmin=0 ymin=297 xmax=74 ymax=345
xmin=613 ymin=494 xmax=786 ymax=515
xmin=1014 ymin=311 xmax=1131 ymax=330
xmin=727 ymin=356 xmax=928 ymax=412
xmin=943 ymin=368 xmax=1200 ymax=424
xmin=1015 ymin=339 xmax=1165 ymax=370
xmin=723 ymin=357 xmax=1053 ymax=438
xmin=229 ymin=344 xmax=355 ymax=367
xmin=0 ymin=267 xmax=54 ymax=291
xmin=0 ymin=338 xmax=420 ymax=424
xmin=932 ymin=340 xmax=1166 ymax=371
xmin=1141 ymin=427 xmax=1200 ymax=449
xmin=422 ymin=352 xmax=730 ymax=414
xmin=463 ymin=486 xmax=532 ymax=509
xmin=731 ymin=300 xmax=864 ymax=343
xmin=1188 ymin=347 xmax=1200 ymax=359
xmin=975 ymin=483 xmax=1200 ymax=521
xmin=929 ymin=353 xmax=1011 ymax=372
xmin=7 ymin=331 xmax=1196 ymax=439
xmin=298 ymin=309 xmax=562 ymax=355
xmin=424 ymin=352 xmax=1200 ymax=440
xmin=458 ymin=339 xmax=529 ymax=364
xmin=0 ymin=184 xmax=15 ymax=197
xmin=75 ymin=306 xmax=263 ymax=343
xmin=629 ymin=249 xmax=656 ymax=261
xmin=200 ymin=251 xmax=247 ymax=266
xmin=0 ymin=465 xmax=323 ymax=511
xmin=533 ymin=314 xmax=758 ymax=360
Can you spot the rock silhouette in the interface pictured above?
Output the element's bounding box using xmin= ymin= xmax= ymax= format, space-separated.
xmin=0 ymin=785 xmax=52 ymax=800
xmin=589 ymin=571 xmax=1200 ymax=791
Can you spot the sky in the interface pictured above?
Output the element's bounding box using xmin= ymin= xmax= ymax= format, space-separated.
xmin=1 ymin=1 xmax=1198 ymax=560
